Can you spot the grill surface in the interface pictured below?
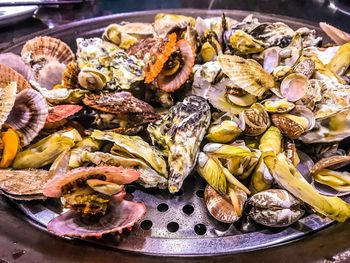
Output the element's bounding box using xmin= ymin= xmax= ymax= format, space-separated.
xmin=2 ymin=9 xmax=342 ymax=256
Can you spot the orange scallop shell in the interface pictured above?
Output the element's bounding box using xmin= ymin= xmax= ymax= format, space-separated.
xmin=0 ymin=63 xmax=30 ymax=91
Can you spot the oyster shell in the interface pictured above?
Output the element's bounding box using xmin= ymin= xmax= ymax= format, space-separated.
xmin=218 ymin=55 xmax=275 ymax=97
xmin=91 ymin=130 xmax=168 ymax=178
xmin=0 ymin=169 xmax=50 ymax=199
xmin=82 ymin=151 xmax=167 ymax=189
xmin=262 ymin=47 xmax=281 ymax=73
xmin=21 ymin=36 xmax=74 ymax=78
xmin=0 ymin=53 xmax=34 ymax=81
xmin=205 ymin=184 xmax=247 ymax=223
xmin=242 ymin=103 xmax=271 ymax=136
xmin=76 ymin=37 xmax=144 ymax=90
xmin=0 ymin=81 xmax=17 ymax=128
xmin=102 ymin=24 xmax=138 ymax=49
xmin=271 ymin=105 xmax=315 ymax=139
xmin=228 ymin=30 xmax=265 ymax=54
xmin=280 ymin=73 xmax=309 ymax=102
xmin=47 ymin=195 xmax=146 ymax=238
xmin=248 ymin=189 xmax=304 ymax=227
xmin=148 ymin=96 xmax=211 ymax=193
xmin=154 ymin=13 xmax=195 ymax=36
xmin=6 ymin=88 xmax=48 ymax=145
xmin=68 ymin=137 xmax=101 ymax=169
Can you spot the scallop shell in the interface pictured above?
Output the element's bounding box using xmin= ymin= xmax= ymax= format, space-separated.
xmin=62 ymin=61 xmax=80 ymax=89
xmin=0 ymin=63 xmax=30 ymax=91
xmin=218 ymin=55 xmax=275 ymax=97
xmin=45 ymin=105 xmax=83 ymax=129
xmin=0 ymin=53 xmax=34 ymax=81
xmin=38 ymin=60 xmax=66 ymax=90
xmin=204 ymin=184 xmax=247 ymax=223
xmin=6 ymin=89 xmax=48 ymax=146
xmin=0 ymin=82 xmax=17 ymax=128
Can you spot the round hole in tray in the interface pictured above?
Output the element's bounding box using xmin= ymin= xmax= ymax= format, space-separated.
xmin=194 ymin=224 xmax=207 ymax=235
xmin=140 ymin=220 xmax=153 ymax=230
xmin=182 ymin=204 xmax=194 ymax=215
xmin=157 ymin=203 xmax=169 ymax=212
xmin=125 ymin=185 xmax=136 ymax=194
xmin=196 ymin=189 xmax=204 ymax=198
xmin=167 ymin=222 xmax=179 ymax=233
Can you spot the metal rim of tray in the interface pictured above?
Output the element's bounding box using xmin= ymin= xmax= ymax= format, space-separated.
xmin=1 ymin=9 xmax=342 ymax=257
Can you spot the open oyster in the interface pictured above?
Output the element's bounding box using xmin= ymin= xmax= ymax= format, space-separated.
xmin=148 ymin=96 xmax=211 ymax=193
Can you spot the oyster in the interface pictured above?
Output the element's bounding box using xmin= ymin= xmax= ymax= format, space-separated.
xmin=154 ymin=13 xmax=195 ymax=36
xmin=76 ymin=37 xmax=144 ymax=90
xmin=228 ymin=30 xmax=265 ymax=54
xmin=77 ymin=67 xmax=107 ymax=91
xmin=12 ymin=129 xmax=80 ymax=169
xmin=218 ymin=55 xmax=275 ymax=97
xmin=6 ymin=88 xmax=48 ymax=146
xmin=91 ymin=130 xmax=167 ymax=177
xmin=242 ymin=103 xmax=271 ymax=136
xmin=69 ymin=137 xmax=101 ymax=168
xmin=280 ymin=73 xmax=309 ymax=102
xmin=0 ymin=53 xmax=34 ymax=81
xmin=21 ymin=36 xmax=74 ymax=78
xmin=148 ymin=96 xmax=211 ymax=193
xmin=82 ymin=151 xmax=167 ymax=189
xmin=205 ymin=184 xmax=247 ymax=223
xmin=0 ymin=169 xmax=51 ymax=199
xmin=263 ymin=98 xmax=295 ymax=113
xmin=247 ymin=189 xmax=304 ymax=227
xmin=206 ymin=113 xmax=245 ymax=143
xmin=0 ymin=81 xmax=17 ymax=128
xmin=102 ymin=24 xmax=138 ymax=49
xmin=271 ymin=105 xmax=315 ymax=139
xmin=47 ymin=195 xmax=146 ymax=238
xmin=45 ymin=105 xmax=82 ymax=129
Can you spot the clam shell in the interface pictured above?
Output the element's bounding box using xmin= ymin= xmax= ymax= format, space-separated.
xmin=0 ymin=53 xmax=34 ymax=81
xmin=204 ymin=184 xmax=247 ymax=223
xmin=21 ymin=36 xmax=74 ymax=65
xmin=38 ymin=60 xmax=66 ymax=90
xmin=319 ymin=22 xmax=350 ymax=46
xmin=280 ymin=73 xmax=309 ymax=102
xmin=263 ymin=47 xmax=281 ymax=73
xmin=243 ymin=103 xmax=271 ymax=136
xmin=78 ymin=67 xmax=107 ymax=91
xmin=6 ymin=89 xmax=48 ymax=146
xmin=0 ymin=63 xmax=30 ymax=91
xmin=310 ymin=155 xmax=350 ymax=174
xmin=294 ymin=58 xmax=315 ymax=78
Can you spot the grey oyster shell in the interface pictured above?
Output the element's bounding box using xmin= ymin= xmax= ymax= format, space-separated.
xmin=247 ymin=189 xmax=304 ymax=227
xmin=148 ymin=96 xmax=211 ymax=193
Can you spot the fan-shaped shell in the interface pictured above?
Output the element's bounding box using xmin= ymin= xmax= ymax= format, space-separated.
xmin=45 ymin=105 xmax=83 ymax=129
xmin=0 ymin=63 xmax=30 ymax=91
xmin=0 ymin=82 xmax=17 ymax=128
xmin=6 ymin=89 xmax=48 ymax=146
xmin=280 ymin=73 xmax=309 ymax=102
xmin=0 ymin=53 xmax=34 ymax=81
xmin=38 ymin=60 xmax=66 ymax=90
xmin=62 ymin=61 xmax=80 ymax=89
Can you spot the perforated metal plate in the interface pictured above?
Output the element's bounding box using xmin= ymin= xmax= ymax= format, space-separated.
xmin=2 ymin=9 xmax=342 ymax=256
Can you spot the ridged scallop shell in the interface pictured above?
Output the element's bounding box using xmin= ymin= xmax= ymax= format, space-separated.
xmin=218 ymin=55 xmax=275 ymax=97
xmin=0 ymin=82 xmax=17 ymax=128
xmin=204 ymin=184 xmax=247 ymax=223
xmin=0 ymin=63 xmax=30 ymax=91
xmin=38 ymin=60 xmax=66 ymax=90
xmin=62 ymin=61 xmax=80 ymax=89
xmin=0 ymin=53 xmax=34 ymax=81
xmin=6 ymin=89 xmax=48 ymax=146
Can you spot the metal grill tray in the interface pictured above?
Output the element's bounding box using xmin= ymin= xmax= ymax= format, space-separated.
xmin=2 ymin=9 xmax=344 ymax=256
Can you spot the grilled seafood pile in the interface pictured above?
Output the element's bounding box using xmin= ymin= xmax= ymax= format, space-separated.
xmin=1 ymin=13 xmax=350 ymax=240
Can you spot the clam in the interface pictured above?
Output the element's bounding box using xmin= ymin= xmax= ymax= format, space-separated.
xmin=0 ymin=53 xmax=34 ymax=81
xmin=311 ymin=155 xmax=350 ymax=174
xmin=206 ymin=113 xmax=245 ymax=143
xmin=280 ymin=73 xmax=309 ymax=102
xmin=62 ymin=62 xmax=80 ymax=89
xmin=6 ymin=88 xmax=48 ymax=146
xmin=272 ymin=65 xmax=292 ymax=81
xmin=218 ymin=55 xmax=275 ymax=97
xmin=247 ymin=189 xmax=305 ymax=227
xmin=320 ymin=22 xmax=350 ymax=46
xmin=263 ymin=98 xmax=295 ymax=113
xmin=225 ymin=86 xmax=257 ymax=107
xmin=78 ymin=67 xmax=107 ymax=91
xmin=21 ymin=36 xmax=74 ymax=78
xmin=228 ymin=30 xmax=265 ymax=54
xmin=262 ymin=47 xmax=281 ymax=73
xmin=312 ymin=169 xmax=350 ymax=194
xmin=293 ymin=58 xmax=315 ymax=78
xmin=200 ymin=31 xmax=222 ymax=62
xmin=280 ymin=34 xmax=303 ymax=68
xmin=205 ymin=184 xmax=247 ymax=223
xmin=271 ymin=105 xmax=315 ymax=139
xmin=242 ymin=103 xmax=271 ymax=136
